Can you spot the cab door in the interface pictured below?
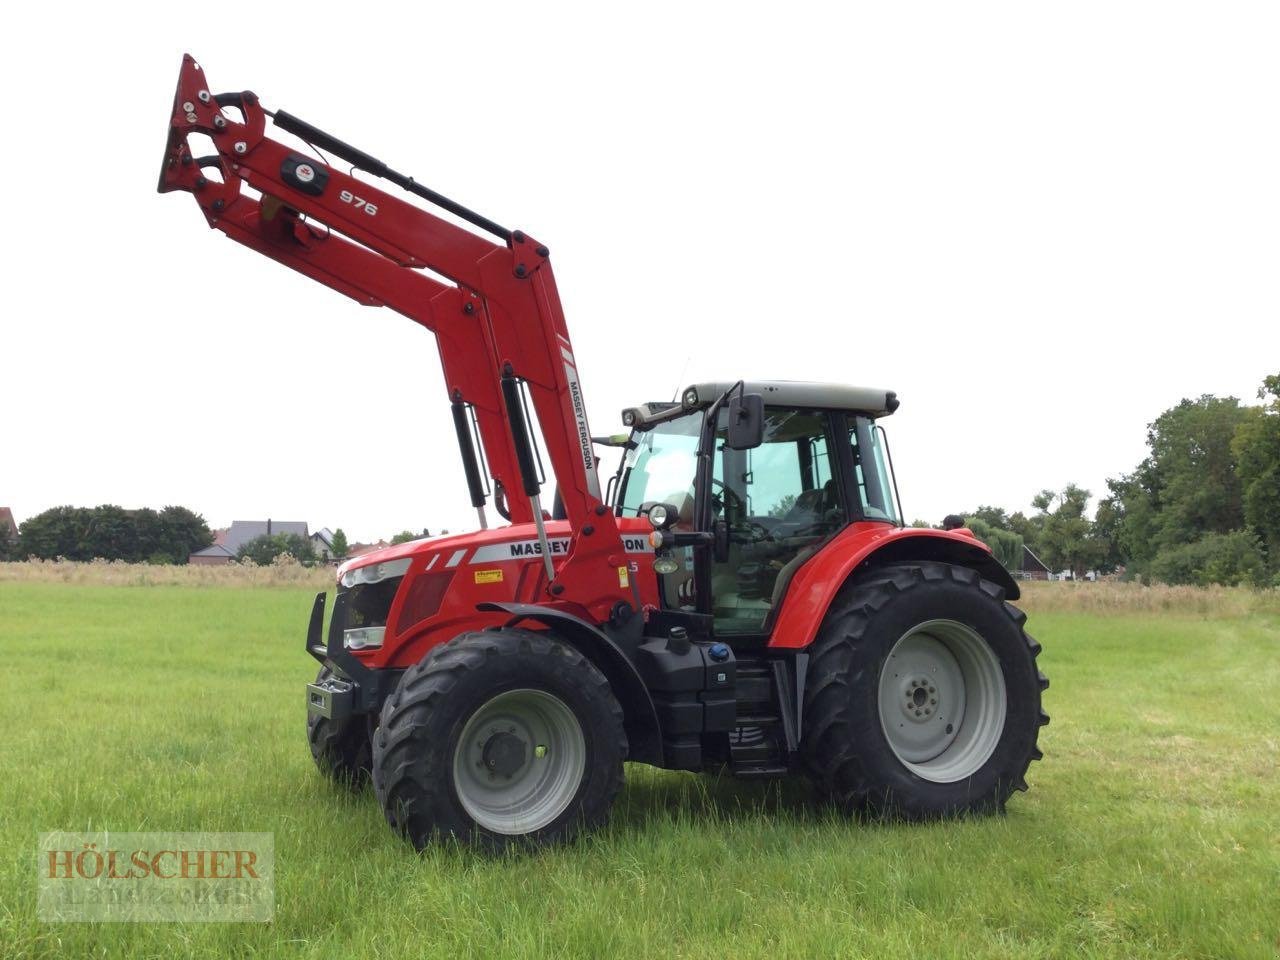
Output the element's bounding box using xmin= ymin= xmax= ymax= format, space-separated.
xmin=704 ymin=408 xmax=848 ymax=637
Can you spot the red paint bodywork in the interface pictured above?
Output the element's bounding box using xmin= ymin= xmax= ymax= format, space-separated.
xmin=766 ymin=524 xmax=990 ymax=648
xmin=340 ymin=517 xmax=661 ymax=670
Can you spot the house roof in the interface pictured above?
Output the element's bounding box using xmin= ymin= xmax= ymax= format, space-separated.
xmin=190 ymin=520 xmax=310 ymax=558
xmin=311 ymin=527 xmax=334 ymax=547
xmin=1021 ymin=545 xmax=1050 ymax=573
xmin=346 ymin=540 xmax=390 ymax=559
xmin=191 ymin=543 xmax=237 ymax=559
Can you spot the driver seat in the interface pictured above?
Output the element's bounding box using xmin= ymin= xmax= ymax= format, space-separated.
xmin=784 ymin=479 xmax=838 ymax=525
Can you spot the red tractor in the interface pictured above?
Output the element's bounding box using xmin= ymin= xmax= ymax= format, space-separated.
xmin=160 ymin=56 xmax=1047 ymax=850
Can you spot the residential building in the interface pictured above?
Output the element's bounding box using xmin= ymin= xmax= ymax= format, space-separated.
xmin=189 ymin=519 xmax=310 ymax=565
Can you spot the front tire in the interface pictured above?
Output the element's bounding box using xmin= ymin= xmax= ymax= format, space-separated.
xmin=802 ymin=562 xmax=1048 ymax=819
xmin=372 ymin=628 xmax=627 ymax=850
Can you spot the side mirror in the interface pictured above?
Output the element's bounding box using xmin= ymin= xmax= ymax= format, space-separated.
xmin=725 ymin=393 xmax=764 ymax=450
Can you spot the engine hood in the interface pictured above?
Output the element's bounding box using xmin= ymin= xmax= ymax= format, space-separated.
xmin=335 ymin=517 xmax=654 ymax=582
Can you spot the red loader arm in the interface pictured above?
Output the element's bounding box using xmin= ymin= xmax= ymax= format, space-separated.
xmin=158 ymin=55 xmax=629 ymax=616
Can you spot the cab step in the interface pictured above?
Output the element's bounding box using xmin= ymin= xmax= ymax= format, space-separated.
xmin=732 ymin=764 xmax=790 ymax=779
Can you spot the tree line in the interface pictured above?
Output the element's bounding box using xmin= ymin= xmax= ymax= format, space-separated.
xmin=1 ymin=505 xmax=213 ymax=564
xmin=0 ymin=513 xmax=435 ymax=565
xmin=939 ymin=373 xmax=1280 ymax=586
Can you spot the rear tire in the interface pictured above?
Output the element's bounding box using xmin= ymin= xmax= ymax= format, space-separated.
xmin=372 ymin=628 xmax=627 ymax=851
xmin=802 ymin=562 xmax=1048 ymax=819
xmin=307 ymin=666 xmax=373 ymax=788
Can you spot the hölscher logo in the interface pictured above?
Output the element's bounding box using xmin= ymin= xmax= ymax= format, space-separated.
xmin=38 ymin=832 xmax=274 ymax=922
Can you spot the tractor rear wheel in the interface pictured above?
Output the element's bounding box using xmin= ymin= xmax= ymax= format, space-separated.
xmin=802 ymin=562 xmax=1048 ymax=819
xmin=372 ymin=628 xmax=627 ymax=850
xmin=306 ymin=666 xmax=373 ymax=788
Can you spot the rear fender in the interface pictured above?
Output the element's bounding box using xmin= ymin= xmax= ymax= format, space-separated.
xmin=476 ymin=602 xmax=663 ymax=765
xmin=767 ymin=525 xmax=1020 ymax=650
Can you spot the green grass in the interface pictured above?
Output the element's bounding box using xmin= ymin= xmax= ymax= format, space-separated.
xmin=1 ymin=583 xmax=1277 ymax=959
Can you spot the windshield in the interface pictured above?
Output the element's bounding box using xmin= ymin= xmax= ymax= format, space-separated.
xmin=617 ymin=412 xmax=703 ymax=517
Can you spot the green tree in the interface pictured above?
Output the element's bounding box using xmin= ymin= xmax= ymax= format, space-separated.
xmin=969 ymin=505 xmax=1011 ymax=530
xmin=1146 ymin=396 xmax=1251 ymax=545
xmin=1232 ymin=373 xmax=1280 ymax=565
xmin=1090 ymin=495 xmax=1126 ymax=574
xmin=1007 ymin=511 xmax=1042 ymax=553
xmin=237 ymin=533 xmax=316 ymax=565
xmin=390 ymin=529 xmax=430 ymax=545
xmin=14 ymin=504 xmax=211 ymax=563
xmin=768 ymin=494 xmax=798 ymax=519
xmin=1149 ymin=530 xmax=1267 ymax=587
xmin=158 ymin=506 xmax=214 ymax=563
xmin=19 ymin=506 xmax=94 ymax=560
xmin=330 ymin=528 xmax=349 ymax=560
xmin=83 ymin=505 xmax=135 ymax=560
xmin=1105 ymin=394 xmax=1254 ymax=577
xmin=0 ymin=522 xmax=19 ymax=561
xmin=962 ymin=504 xmax=1042 ymax=553
xmin=965 ymin=516 xmax=1024 ymax=572
xmin=131 ymin=508 xmax=167 ymax=562
xmin=1032 ymin=485 xmax=1105 ymax=579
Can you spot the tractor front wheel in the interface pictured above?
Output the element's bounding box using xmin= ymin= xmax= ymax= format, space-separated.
xmin=372 ymin=628 xmax=627 ymax=850
xmin=802 ymin=562 xmax=1048 ymax=819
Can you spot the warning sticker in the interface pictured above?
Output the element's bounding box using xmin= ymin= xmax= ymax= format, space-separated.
xmin=617 ymin=566 xmax=630 ymax=588
xmin=474 ymin=569 xmax=504 ymax=584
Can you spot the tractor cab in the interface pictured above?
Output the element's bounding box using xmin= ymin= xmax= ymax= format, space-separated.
xmin=611 ymin=382 xmax=902 ymax=637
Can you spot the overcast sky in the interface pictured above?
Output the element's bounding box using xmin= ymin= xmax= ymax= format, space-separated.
xmin=3 ymin=3 xmax=1277 ymax=541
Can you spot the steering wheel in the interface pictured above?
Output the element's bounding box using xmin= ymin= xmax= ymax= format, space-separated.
xmin=734 ymin=520 xmax=772 ymax=543
xmin=710 ymin=478 xmax=746 ymax=517
xmin=710 ymin=480 xmax=771 ymax=543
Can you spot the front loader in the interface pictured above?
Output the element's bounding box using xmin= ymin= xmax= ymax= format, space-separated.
xmin=159 ymin=55 xmax=1048 ymax=850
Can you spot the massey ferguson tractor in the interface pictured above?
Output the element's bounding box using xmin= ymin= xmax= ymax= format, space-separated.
xmin=159 ymin=56 xmax=1047 ymax=850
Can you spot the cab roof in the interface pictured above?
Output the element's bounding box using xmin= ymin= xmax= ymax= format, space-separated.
xmin=623 ymin=381 xmax=899 ymax=430
xmin=687 ymin=381 xmax=899 ymax=416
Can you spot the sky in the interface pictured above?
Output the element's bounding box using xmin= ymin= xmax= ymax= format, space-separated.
xmin=2 ymin=3 xmax=1278 ymax=542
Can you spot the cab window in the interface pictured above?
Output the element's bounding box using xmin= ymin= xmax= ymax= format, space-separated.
xmin=709 ymin=409 xmax=845 ymax=635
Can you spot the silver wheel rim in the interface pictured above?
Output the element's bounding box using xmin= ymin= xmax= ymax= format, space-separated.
xmin=877 ymin=619 xmax=1006 ymax=783
xmin=451 ymin=688 xmax=586 ymax=835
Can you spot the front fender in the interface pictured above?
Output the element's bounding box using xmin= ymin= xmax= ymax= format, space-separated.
xmin=767 ymin=524 xmax=1020 ymax=649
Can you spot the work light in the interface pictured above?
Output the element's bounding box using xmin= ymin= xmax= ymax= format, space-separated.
xmin=344 ymin=626 xmax=385 ymax=650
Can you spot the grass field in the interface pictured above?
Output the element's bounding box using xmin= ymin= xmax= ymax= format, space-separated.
xmin=1 ymin=577 xmax=1277 ymax=959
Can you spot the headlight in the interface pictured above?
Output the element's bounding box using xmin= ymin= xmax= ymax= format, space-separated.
xmin=648 ymin=503 xmax=669 ymax=529
xmin=340 ymin=557 xmax=411 ymax=589
xmin=344 ymin=626 xmax=385 ymax=650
